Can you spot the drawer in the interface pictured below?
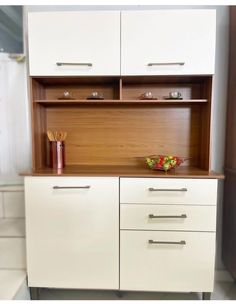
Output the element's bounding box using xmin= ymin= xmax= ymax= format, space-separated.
xmin=120 ymin=230 xmax=215 ymax=292
xmin=120 ymin=178 xmax=217 ymax=205
xmin=120 ymin=204 xmax=216 ymax=232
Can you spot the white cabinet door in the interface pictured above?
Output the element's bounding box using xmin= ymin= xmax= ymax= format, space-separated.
xmin=120 ymin=230 xmax=215 ymax=292
xmin=121 ymin=10 xmax=216 ymax=75
xmin=28 ymin=11 xmax=120 ymax=76
xmin=25 ymin=177 xmax=119 ymax=289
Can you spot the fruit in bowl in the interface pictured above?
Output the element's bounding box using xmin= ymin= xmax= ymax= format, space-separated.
xmin=146 ymin=155 xmax=187 ymax=172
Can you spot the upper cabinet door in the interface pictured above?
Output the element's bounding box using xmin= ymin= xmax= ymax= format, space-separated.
xmin=121 ymin=10 xmax=216 ymax=75
xmin=28 ymin=11 xmax=120 ymax=76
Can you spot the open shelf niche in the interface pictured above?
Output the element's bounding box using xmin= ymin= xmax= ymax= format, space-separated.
xmin=30 ymin=75 xmax=213 ymax=175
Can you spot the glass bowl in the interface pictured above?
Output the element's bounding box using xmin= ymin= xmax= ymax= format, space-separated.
xmin=145 ymin=155 xmax=188 ymax=172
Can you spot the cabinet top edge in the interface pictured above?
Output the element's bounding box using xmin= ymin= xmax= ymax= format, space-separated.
xmin=27 ymin=9 xmax=216 ymax=15
xmin=20 ymin=166 xmax=224 ymax=180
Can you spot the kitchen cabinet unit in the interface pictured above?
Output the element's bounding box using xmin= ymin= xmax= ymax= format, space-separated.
xmin=23 ymin=9 xmax=222 ymax=300
xmin=121 ymin=10 xmax=216 ymax=75
xmin=25 ymin=177 xmax=119 ymax=289
xmin=28 ymin=11 xmax=120 ymax=76
xmin=222 ymin=7 xmax=236 ymax=280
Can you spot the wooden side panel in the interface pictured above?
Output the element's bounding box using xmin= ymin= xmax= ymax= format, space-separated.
xmin=199 ymin=77 xmax=212 ymax=170
xmin=30 ymin=79 xmax=47 ymax=170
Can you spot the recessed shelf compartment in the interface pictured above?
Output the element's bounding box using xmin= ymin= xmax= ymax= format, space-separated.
xmin=30 ymin=75 xmax=212 ymax=174
xmin=121 ymin=76 xmax=211 ymax=101
xmin=32 ymin=76 xmax=121 ymax=101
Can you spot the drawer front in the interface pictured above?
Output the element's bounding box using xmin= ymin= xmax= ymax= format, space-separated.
xmin=120 ymin=204 xmax=216 ymax=232
xmin=25 ymin=177 xmax=119 ymax=289
xmin=120 ymin=178 xmax=217 ymax=205
xmin=120 ymin=230 xmax=215 ymax=292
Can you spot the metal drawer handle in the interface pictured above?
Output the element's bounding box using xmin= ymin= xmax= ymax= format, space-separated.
xmin=148 ymin=240 xmax=186 ymax=245
xmin=53 ymin=186 xmax=91 ymax=190
xmin=149 ymin=214 xmax=187 ymax=219
xmin=56 ymin=62 xmax=92 ymax=67
xmin=148 ymin=187 xmax=187 ymax=192
xmin=147 ymin=62 xmax=185 ymax=66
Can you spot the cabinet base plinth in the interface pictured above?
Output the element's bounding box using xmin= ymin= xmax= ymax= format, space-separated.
xmin=202 ymin=292 xmax=211 ymax=300
xmin=30 ymin=287 xmax=40 ymax=300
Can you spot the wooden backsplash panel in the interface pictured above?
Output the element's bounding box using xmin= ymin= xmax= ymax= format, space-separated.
xmin=46 ymin=105 xmax=201 ymax=166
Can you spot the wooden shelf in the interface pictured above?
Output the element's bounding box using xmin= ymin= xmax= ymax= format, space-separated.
xmin=35 ymin=99 xmax=208 ymax=105
xmin=21 ymin=165 xmax=224 ymax=179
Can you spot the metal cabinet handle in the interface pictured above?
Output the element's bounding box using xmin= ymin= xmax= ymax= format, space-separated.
xmin=53 ymin=186 xmax=91 ymax=189
xmin=149 ymin=214 xmax=187 ymax=219
xmin=147 ymin=62 xmax=185 ymax=66
xmin=148 ymin=187 xmax=187 ymax=192
xmin=148 ymin=240 xmax=186 ymax=245
xmin=56 ymin=62 xmax=92 ymax=67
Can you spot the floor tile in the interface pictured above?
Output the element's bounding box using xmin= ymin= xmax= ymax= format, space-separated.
xmin=0 ymin=270 xmax=26 ymax=300
xmin=0 ymin=218 xmax=25 ymax=237
xmin=0 ymin=238 xmax=26 ymax=269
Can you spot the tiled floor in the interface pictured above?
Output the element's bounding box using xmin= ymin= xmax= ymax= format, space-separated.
xmin=38 ymin=282 xmax=236 ymax=300
xmin=0 ymin=270 xmax=26 ymax=300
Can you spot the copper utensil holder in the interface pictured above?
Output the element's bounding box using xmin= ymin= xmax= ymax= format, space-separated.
xmin=50 ymin=141 xmax=65 ymax=169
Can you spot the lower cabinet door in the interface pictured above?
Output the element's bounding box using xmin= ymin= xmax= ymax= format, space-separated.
xmin=120 ymin=230 xmax=215 ymax=292
xmin=25 ymin=177 xmax=119 ymax=289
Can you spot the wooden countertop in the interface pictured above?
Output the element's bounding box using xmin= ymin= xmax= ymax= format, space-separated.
xmin=21 ymin=165 xmax=224 ymax=179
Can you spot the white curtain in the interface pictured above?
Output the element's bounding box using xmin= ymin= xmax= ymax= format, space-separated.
xmin=0 ymin=53 xmax=31 ymax=184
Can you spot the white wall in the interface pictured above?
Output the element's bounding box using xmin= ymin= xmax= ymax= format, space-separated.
xmin=24 ymin=5 xmax=229 ymax=271
xmin=0 ymin=53 xmax=31 ymax=185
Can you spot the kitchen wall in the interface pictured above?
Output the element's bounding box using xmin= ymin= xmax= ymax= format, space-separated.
xmin=0 ymin=53 xmax=31 ymax=184
xmin=21 ymin=5 xmax=230 ymax=273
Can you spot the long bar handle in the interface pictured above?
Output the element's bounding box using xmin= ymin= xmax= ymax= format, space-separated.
xmin=149 ymin=240 xmax=186 ymax=245
xmin=148 ymin=187 xmax=187 ymax=192
xmin=147 ymin=62 xmax=185 ymax=66
xmin=149 ymin=214 xmax=187 ymax=219
xmin=56 ymin=62 xmax=92 ymax=67
xmin=53 ymin=186 xmax=91 ymax=189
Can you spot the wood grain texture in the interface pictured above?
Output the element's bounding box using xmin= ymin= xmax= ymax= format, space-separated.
xmin=21 ymin=165 xmax=224 ymax=178
xmin=35 ymin=99 xmax=208 ymax=105
xmin=122 ymin=83 xmax=203 ymax=100
xmin=199 ymin=77 xmax=212 ymax=170
xmin=45 ymin=83 xmax=120 ymax=100
xmin=31 ymin=78 xmax=47 ymax=170
xmin=30 ymin=75 xmax=213 ymax=172
xmin=46 ymin=105 xmax=201 ymax=167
